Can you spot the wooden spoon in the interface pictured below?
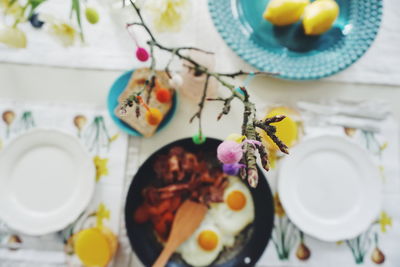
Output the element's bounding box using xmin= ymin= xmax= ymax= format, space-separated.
xmin=152 ymin=200 xmax=208 ymax=267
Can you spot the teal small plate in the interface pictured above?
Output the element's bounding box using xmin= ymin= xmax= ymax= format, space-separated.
xmin=208 ymin=0 xmax=383 ymax=80
xmin=107 ymin=70 xmax=178 ymax=136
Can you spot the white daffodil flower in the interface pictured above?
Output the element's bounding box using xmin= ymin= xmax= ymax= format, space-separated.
xmin=145 ymin=0 xmax=190 ymax=32
xmin=0 ymin=26 xmax=27 ymax=48
xmin=41 ymin=15 xmax=77 ymax=47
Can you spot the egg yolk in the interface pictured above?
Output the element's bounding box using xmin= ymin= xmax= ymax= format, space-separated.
xmin=197 ymin=230 xmax=219 ymax=251
xmin=227 ymin=190 xmax=246 ymax=211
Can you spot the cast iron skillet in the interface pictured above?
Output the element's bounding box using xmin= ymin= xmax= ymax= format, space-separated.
xmin=125 ymin=137 xmax=274 ymax=267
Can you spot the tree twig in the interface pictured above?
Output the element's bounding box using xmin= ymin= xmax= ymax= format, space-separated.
xmin=119 ymin=1 xmax=287 ymax=187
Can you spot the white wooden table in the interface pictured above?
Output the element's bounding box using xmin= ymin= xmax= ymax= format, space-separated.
xmin=1 ymin=63 xmax=399 ymax=267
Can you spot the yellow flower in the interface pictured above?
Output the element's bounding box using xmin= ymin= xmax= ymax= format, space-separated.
xmin=109 ymin=133 xmax=119 ymax=143
xmin=379 ymin=211 xmax=392 ymax=233
xmin=380 ymin=142 xmax=388 ymax=151
xmin=273 ymin=192 xmax=285 ymax=218
xmin=94 ymin=156 xmax=108 ymax=182
xmin=0 ymin=26 xmax=27 ymax=48
xmin=336 ymin=241 xmax=344 ymax=245
xmin=145 ymin=0 xmax=190 ymax=32
xmin=96 ymin=203 xmax=110 ymax=227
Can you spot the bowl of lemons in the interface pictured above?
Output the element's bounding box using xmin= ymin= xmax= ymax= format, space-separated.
xmin=208 ymin=0 xmax=382 ymax=80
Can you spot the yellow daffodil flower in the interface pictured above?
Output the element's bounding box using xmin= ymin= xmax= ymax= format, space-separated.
xmin=94 ymin=156 xmax=109 ymax=182
xmin=379 ymin=211 xmax=392 ymax=233
xmin=380 ymin=142 xmax=388 ymax=151
xmin=96 ymin=203 xmax=110 ymax=227
xmin=109 ymin=133 xmax=120 ymax=143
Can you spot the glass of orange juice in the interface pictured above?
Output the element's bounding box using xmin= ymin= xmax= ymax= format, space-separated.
xmin=74 ymin=226 xmax=118 ymax=267
xmin=258 ymin=106 xmax=302 ymax=151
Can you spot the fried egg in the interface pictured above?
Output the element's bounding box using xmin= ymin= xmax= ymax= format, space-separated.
xmin=178 ymin=214 xmax=225 ymax=267
xmin=211 ymin=176 xmax=255 ymax=236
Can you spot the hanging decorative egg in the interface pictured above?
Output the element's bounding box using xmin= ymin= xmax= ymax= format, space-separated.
xmin=223 ymin=163 xmax=244 ymax=175
xmin=136 ymin=47 xmax=149 ymax=62
xmin=156 ymin=88 xmax=172 ymax=103
xmin=217 ymin=140 xmax=243 ymax=164
xmin=145 ymin=108 xmax=163 ymax=125
xmin=192 ymin=132 xmax=206 ymax=144
xmin=169 ymin=74 xmax=183 ymax=88
xmin=85 ymin=7 xmax=100 ymax=24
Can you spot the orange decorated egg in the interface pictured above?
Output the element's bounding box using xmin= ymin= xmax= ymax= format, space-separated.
xmin=156 ymin=88 xmax=172 ymax=103
xmin=145 ymin=108 xmax=163 ymax=126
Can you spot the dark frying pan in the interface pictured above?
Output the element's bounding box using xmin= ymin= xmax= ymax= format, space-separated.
xmin=125 ymin=137 xmax=274 ymax=267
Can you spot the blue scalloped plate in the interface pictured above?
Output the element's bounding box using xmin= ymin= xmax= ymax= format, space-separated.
xmin=208 ymin=0 xmax=382 ymax=80
xmin=107 ymin=70 xmax=178 ymax=136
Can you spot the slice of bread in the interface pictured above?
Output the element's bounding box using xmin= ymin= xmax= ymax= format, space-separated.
xmin=115 ymin=68 xmax=174 ymax=137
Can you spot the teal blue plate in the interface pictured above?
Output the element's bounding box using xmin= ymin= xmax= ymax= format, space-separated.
xmin=208 ymin=0 xmax=382 ymax=80
xmin=107 ymin=70 xmax=177 ymax=136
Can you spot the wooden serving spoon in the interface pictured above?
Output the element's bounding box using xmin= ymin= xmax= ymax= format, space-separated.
xmin=152 ymin=200 xmax=208 ymax=267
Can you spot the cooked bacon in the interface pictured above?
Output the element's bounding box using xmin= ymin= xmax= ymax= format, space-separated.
xmin=144 ymin=187 xmax=160 ymax=205
xmin=135 ymin=146 xmax=229 ymax=239
xmin=168 ymin=155 xmax=180 ymax=173
xmin=157 ymin=183 xmax=190 ymax=193
xmin=182 ymin=152 xmax=198 ymax=172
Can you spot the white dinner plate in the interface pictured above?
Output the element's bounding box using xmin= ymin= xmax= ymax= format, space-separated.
xmin=278 ymin=135 xmax=382 ymax=242
xmin=0 ymin=129 xmax=95 ymax=235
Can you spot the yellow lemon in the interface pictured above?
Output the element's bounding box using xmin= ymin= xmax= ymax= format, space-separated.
xmin=258 ymin=107 xmax=298 ymax=151
xmin=74 ymin=227 xmax=117 ymax=267
xmin=263 ymin=0 xmax=310 ymax=26
xmin=303 ymin=0 xmax=339 ymax=35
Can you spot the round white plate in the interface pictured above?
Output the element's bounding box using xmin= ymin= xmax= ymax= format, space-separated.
xmin=0 ymin=129 xmax=95 ymax=235
xmin=278 ymin=135 xmax=382 ymax=242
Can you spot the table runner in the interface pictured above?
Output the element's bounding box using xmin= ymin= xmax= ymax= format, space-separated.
xmin=0 ymin=100 xmax=135 ymax=267
xmin=256 ymin=100 xmax=400 ymax=267
xmin=1 ymin=0 xmax=399 ymax=86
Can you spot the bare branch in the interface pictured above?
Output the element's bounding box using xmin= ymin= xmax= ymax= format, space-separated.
xmin=121 ymin=1 xmax=289 ymax=187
